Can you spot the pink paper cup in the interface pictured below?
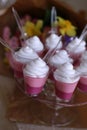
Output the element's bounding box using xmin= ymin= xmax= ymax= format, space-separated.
xmin=77 ymin=76 xmax=87 ymax=92
xmin=24 ymin=75 xmax=48 ymax=96
xmin=54 ymin=80 xmax=79 ymax=101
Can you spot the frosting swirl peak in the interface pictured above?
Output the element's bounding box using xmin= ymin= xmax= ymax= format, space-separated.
xmin=23 ymin=58 xmax=49 ymax=78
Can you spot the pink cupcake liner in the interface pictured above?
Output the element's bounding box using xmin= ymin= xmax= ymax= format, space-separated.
xmin=55 ymin=80 xmax=78 ymax=93
xmin=24 ymin=76 xmax=47 ymax=96
xmin=25 ymin=83 xmax=43 ymax=96
xmin=77 ymin=76 xmax=87 ymax=92
xmin=55 ymin=88 xmax=73 ymax=100
xmin=54 ymin=80 xmax=78 ymax=100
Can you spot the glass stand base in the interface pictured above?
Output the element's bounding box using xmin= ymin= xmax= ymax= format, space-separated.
xmin=15 ymin=78 xmax=87 ymax=127
xmin=38 ymin=104 xmax=76 ymax=127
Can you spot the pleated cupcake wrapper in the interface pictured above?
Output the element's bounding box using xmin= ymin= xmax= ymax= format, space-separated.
xmin=77 ymin=76 xmax=87 ymax=92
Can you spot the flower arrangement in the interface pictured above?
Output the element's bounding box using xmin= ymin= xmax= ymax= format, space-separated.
xmin=23 ymin=19 xmax=43 ymax=37
xmin=22 ymin=15 xmax=77 ymax=38
xmin=2 ymin=10 xmax=77 ymax=66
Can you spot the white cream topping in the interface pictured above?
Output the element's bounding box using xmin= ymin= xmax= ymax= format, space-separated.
xmin=49 ymin=50 xmax=73 ymax=67
xmin=80 ymin=51 xmax=87 ymax=62
xmin=54 ymin=62 xmax=80 ymax=83
xmin=23 ymin=58 xmax=49 ymax=78
xmin=13 ymin=46 xmax=38 ymax=63
xmin=25 ymin=36 xmax=44 ymax=52
xmin=66 ymin=37 xmax=86 ymax=53
xmin=76 ymin=61 xmax=87 ymax=76
xmin=45 ymin=33 xmax=62 ymax=50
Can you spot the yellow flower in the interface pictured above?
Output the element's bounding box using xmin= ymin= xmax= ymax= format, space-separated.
xmin=23 ymin=21 xmax=35 ymax=37
xmin=23 ymin=20 xmax=43 ymax=37
xmin=57 ymin=17 xmax=77 ymax=36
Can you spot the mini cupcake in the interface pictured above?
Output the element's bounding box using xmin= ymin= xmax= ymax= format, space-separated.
xmin=7 ymin=46 xmax=38 ymax=78
xmin=66 ymin=37 xmax=86 ymax=65
xmin=23 ymin=57 xmax=49 ymax=96
xmin=48 ymin=50 xmax=73 ymax=69
xmin=48 ymin=50 xmax=73 ymax=81
xmin=53 ymin=62 xmax=80 ymax=101
xmin=25 ymin=36 xmax=44 ymax=57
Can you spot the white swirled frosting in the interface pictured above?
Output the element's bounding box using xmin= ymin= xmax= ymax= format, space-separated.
xmin=66 ymin=37 xmax=86 ymax=53
xmin=23 ymin=58 xmax=49 ymax=78
xmin=54 ymin=62 xmax=80 ymax=83
xmin=76 ymin=61 xmax=87 ymax=76
xmin=45 ymin=34 xmax=62 ymax=50
xmin=49 ymin=50 xmax=73 ymax=68
xmin=13 ymin=46 xmax=38 ymax=63
xmin=25 ymin=36 xmax=44 ymax=52
xmin=80 ymin=51 xmax=87 ymax=62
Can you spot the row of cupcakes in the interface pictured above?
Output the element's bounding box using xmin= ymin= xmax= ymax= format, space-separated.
xmin=4 ymin=31 xmax=87 ymax=102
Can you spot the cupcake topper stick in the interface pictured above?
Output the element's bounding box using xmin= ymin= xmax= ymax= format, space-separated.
xmin=43 ymin=48 xmax=52 ymax=61
xmin=79 ymin=30 xmax=87 ymax=41
xmin=74 ymin=26 xmax=87 ymax=51
xmin=49 ymin=36 xmax=62 ymax=57
xmin=12 ymin=7 xmax=27 ymax=41
xmin=51 ymin=6 xmax=57 ymax=34
xmin=73 ymin=30 xmax=87 ymax=52
xmin=80 ymin=24 xmax=87 ymax=36
xmin=0 ymin=37 xmax=14 ymax=52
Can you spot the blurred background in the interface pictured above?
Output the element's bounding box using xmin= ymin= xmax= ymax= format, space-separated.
xmin=0 ymin=0 xmax=87 ymax=16
xmin=60 ymin=0 xmax=87 ymax=11
xmin=60 ymin=0 xmax=87 ymax=18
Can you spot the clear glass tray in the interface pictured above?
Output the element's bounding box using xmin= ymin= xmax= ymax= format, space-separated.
xmin=16 ymin=78 xmax=87 ymax=107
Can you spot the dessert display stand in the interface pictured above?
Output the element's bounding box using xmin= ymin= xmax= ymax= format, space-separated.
xmin=6 ymin=76 xmax=87 ymax=128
